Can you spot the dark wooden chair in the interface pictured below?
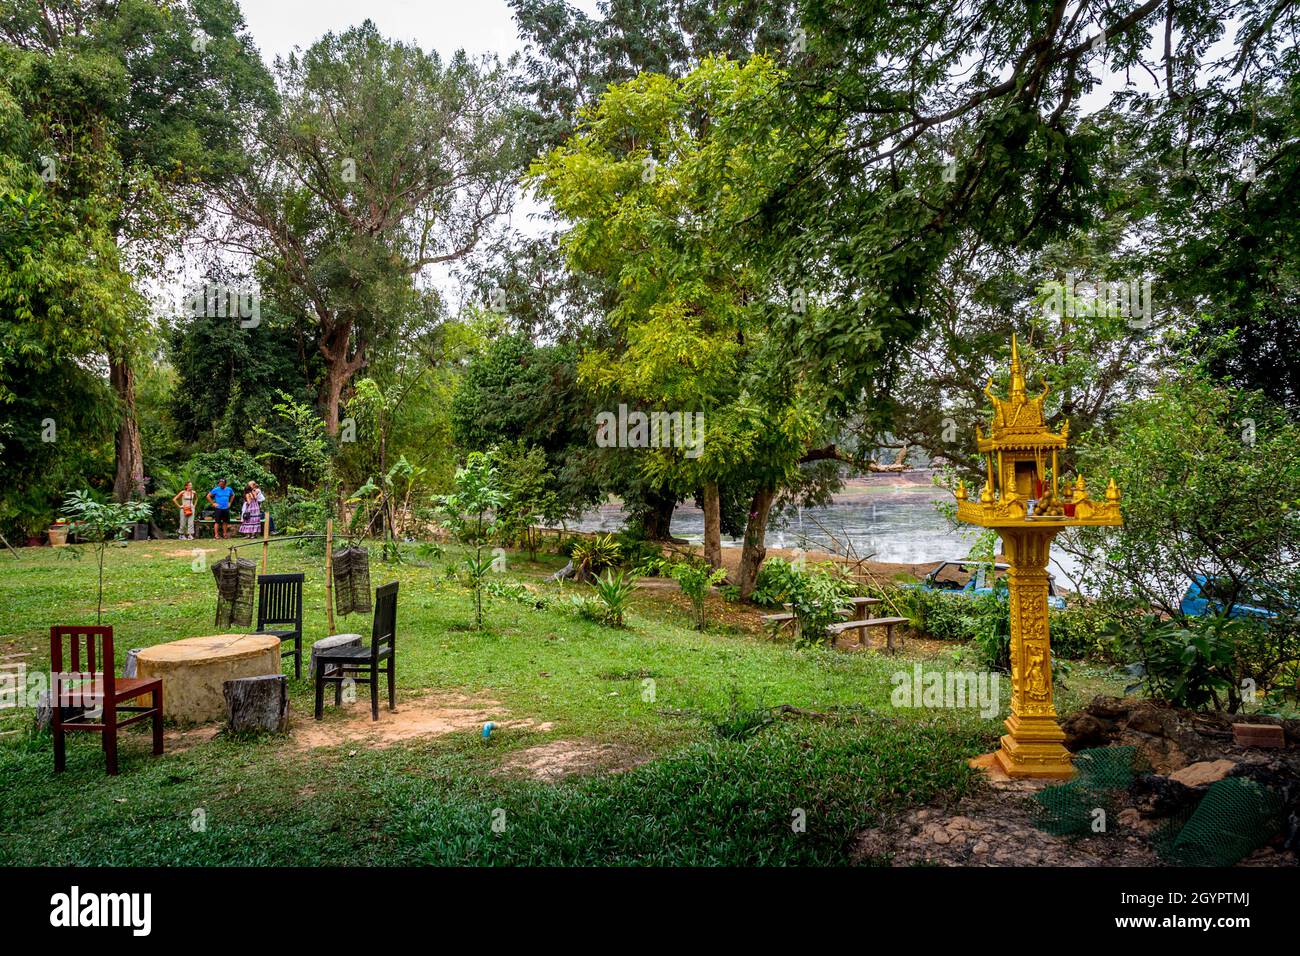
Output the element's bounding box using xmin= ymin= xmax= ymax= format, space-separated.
xmin=255 ymin=573 xmax=305 ymax=679
xmin=314 ymin=582 xmax=397 ymax=721
xmin=50 ymin=625 xmax=163 ymax=776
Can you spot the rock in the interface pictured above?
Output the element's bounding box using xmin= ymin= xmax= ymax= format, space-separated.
xmin=1087 ymin=696 xmax=1133 ymax=720
xmin=223 ymin=674 xmax=289 ymax=733
xmin=1170 ymin=759 xmax=1236 ymax=788
xmin=972 ymin=841 xmax=989 ymax=854
xmin=1063 ymin=712 xmax=1113 ymax=751
xmin=928 ymin=825 xmax=952 ymax=845
xmin=1124 ymin=706 xmax=1166 ymax=735
xmin=1130 ymin=773 xmax=1199 ymax=817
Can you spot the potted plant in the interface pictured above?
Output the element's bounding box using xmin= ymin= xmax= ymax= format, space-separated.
xmin=47 ymin=518 xmax=69 ymax=547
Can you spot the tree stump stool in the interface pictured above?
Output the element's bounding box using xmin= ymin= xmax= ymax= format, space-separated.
xmin=224 ymin=674 xmax=289 ymax=733
xmin=310 ymin=634 xmax=363 ymax=678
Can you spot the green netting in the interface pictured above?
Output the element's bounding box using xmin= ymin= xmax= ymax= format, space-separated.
xmin=1031 ymin=746 xmax=1139 ymax=836
xmin=212 ymin=556 xmax=257 ymax=629
xmin=1153 ymin=777 xmax=1284 ymax=867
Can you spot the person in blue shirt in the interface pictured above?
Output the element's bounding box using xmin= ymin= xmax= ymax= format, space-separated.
xmin=207 ymin=479 xmax=236 ymax=539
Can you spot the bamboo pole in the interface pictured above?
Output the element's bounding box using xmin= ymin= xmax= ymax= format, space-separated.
xmin=261 ymin=512 xmax=270 ymax=574
xmin=325 ymin=518 xmax=336 ymax=635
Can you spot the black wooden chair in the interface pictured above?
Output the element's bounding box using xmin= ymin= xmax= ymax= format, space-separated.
xmin=254 ymin=573 xmax=305 ymax=679
xmin=314 ymin=581 xmax=397 ymax=721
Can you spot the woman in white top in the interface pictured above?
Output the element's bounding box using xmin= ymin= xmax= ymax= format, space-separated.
xmin=173 ymin=481 xmax=197 ymax=539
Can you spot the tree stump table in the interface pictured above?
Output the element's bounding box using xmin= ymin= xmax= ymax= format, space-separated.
xmin=135 ymin=634 xmax=281 ymax=724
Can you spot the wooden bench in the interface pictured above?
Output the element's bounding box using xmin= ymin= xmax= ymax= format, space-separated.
xmin=826 ymin=616 xmax=910 ymax=652
xmin=761 ymin=612 xmax=797 ymax=637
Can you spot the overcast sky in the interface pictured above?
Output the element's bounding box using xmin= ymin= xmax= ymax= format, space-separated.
xmin=239 ymin=0 xmax=603 ymax=63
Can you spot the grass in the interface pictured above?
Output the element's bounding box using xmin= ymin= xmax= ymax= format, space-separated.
xmin=0 ymin=538 xmax=1126 ymax=865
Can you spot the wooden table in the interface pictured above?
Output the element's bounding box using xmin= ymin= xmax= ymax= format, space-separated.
xmin=135 ymin=634 xmax=281 ymax=724
xmin=845 ymin=596 xmax=882 ymax=620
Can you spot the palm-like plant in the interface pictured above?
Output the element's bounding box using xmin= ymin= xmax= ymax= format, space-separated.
xmin=571 ymin=533 xmax=620 ymax=582
xmin=591 ymin=569 xmax=637 ymax=627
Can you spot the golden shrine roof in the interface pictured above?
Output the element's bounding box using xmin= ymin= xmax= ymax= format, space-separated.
xmin=975 ymin=335 xmax=1067 ymax=452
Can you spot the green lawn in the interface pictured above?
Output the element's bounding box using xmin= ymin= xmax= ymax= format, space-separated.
xmin=0 ymin=539 xmax=1125 ymax=865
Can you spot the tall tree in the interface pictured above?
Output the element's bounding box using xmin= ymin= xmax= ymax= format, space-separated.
xmin=219 ymin=22 xmax=522 ymax=435
xmin=533 ymin=57 xmax=863 ymax=593
xmin=739 ymin=0 xmax=1296 ymax=430
xmin=1 ymin=0 xmax=274 ymax=500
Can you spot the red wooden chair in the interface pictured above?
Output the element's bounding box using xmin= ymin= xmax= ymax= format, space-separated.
xmin=50 ymin=625 xmax=164 ymax=775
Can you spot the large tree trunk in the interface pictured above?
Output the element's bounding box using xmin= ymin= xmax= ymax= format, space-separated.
xmin=318 ymin=315 xmax=363 ymax=437
xmin=109 ymin=350 xmax=145 ymax=502
xmin=320 ymin=358 xmax=347 ymax=437
xmin=702 ymin=481 xmax=722 ymax=569
xmin=638 ymin=487 xmax=678 ymax=541
xmin=737 ymin=484 xmax=776 ymax=601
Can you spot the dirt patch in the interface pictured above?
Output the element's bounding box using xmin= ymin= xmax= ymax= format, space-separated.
xmin=163 ymin=724 xmax=222 ymax=753
xmin=493 ymin=739 xmax=646 ymax=782
xmin=158 ymin=691 xmax=548 ymax=755
xmin=852 ymin=788 xmax=1164 ymax=867
xmin=288 ymin=691 xmax=545 ymax=751
xmin=852 ymin=788 xmax=1294 ymax=868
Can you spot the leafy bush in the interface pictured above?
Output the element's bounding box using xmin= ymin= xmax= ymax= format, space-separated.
xmin=965 ymin=588 xmax=1011 ymax=670
xmin=1050 ymin=599 xmax=1142 ymax=661
xmin=613 ymin=528 xmax=663 ymax=572
xmin=1110 ymin=613 xmax=1300 ymax=712
xmin=750 ymin=557 xmax=805 ymax=608
xmin=788 ymin=571 xmax=847 ymax=649
xmin=646 ymin=558 xmax=728 ymax=630
xmin=185 ymin=449 xmax=276 ymax=500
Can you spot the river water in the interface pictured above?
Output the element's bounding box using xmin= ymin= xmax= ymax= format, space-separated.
xmin=569 ymin=481 xmax=1087 ymax=590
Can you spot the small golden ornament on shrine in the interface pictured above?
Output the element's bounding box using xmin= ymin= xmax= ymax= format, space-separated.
xmin=959 ymin=335 xmax=1122 ymax=779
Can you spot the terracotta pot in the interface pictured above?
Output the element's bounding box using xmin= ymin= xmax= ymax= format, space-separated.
xmin=47 ymin=525 xmax=69 ymax=547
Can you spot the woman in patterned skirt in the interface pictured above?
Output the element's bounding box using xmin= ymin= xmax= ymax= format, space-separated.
xmin=238 ymin=489 xmax=262 ymax=537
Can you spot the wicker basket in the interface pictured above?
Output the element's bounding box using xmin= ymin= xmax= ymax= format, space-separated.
xmin=212 ymin=555 xmax=257 ymax=629
xmin=332 ymin=546 xmax=372 ymax=616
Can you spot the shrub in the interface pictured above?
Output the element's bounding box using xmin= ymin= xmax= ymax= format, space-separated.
xmin=1110 ymin=613 xmax=1300 ymax=712
xmin=185 ymin=449 xmax=276 ymax=499
xmin=648 ymin=558 xmax=728 ymax=630
xmin=750 ymin=557 xmax=804 ymax=608
xmin=788 ymin=571 xmax=847 ymax=649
